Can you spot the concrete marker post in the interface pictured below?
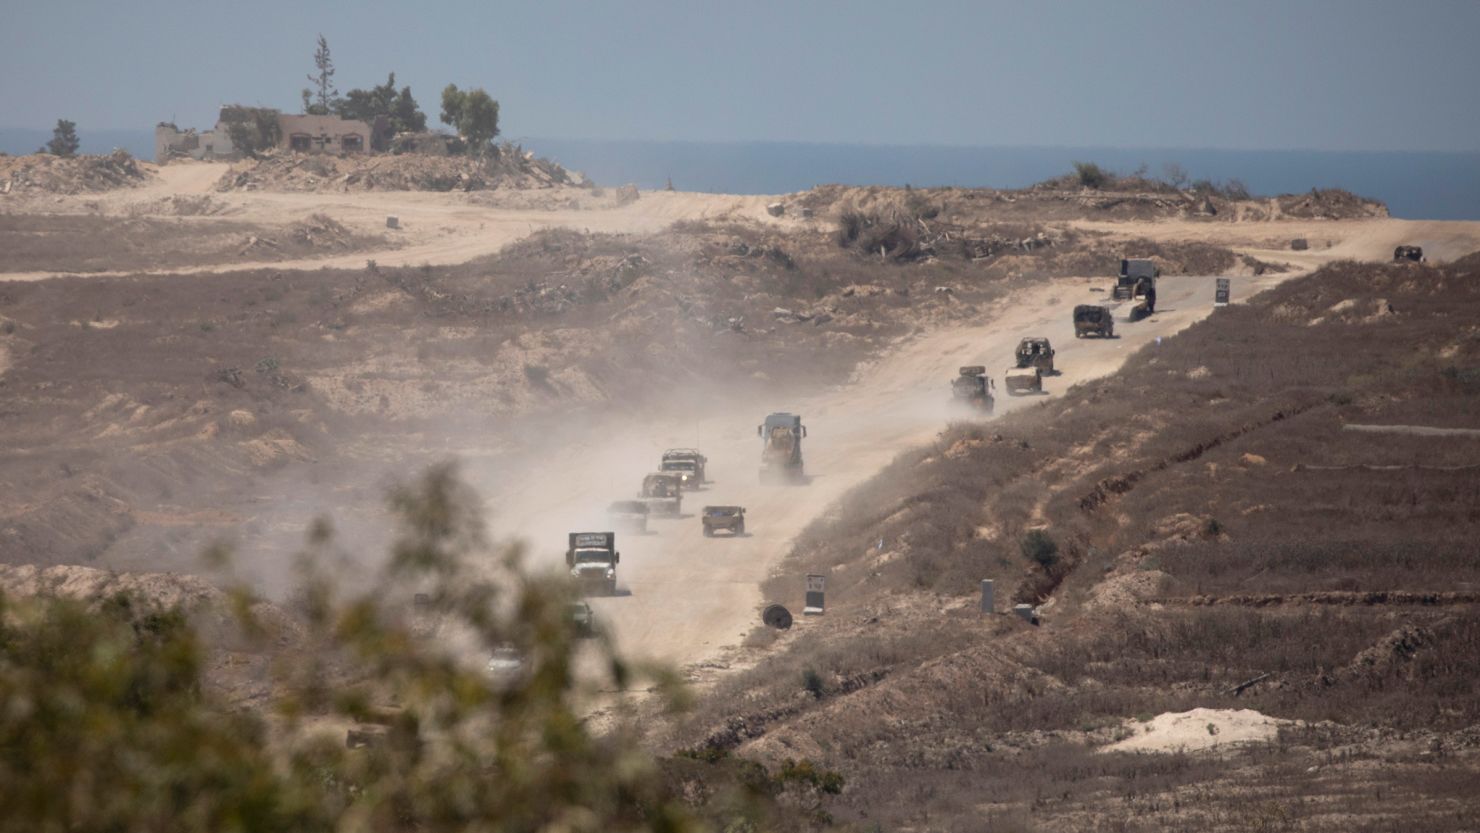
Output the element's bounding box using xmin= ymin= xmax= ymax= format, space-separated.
xmin=804 ymin=574 xmax=825 ymax=615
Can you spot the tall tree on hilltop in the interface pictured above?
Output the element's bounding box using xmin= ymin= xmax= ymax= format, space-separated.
xmin=302 ymin=34 xmax=338 ymax=115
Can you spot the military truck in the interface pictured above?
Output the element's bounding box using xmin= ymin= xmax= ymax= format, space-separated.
xmin=566 ymin=532 xmax=620 ymax=596
xmin=1394 ymin=245 xmax=1424 ymax=262
xmin=1114 ymin=258 xmax=1159 ymax=300
xmin=758 ymin=412 xmax=806 ymax=483
xmin=639 ymin=472 xmax=683 ymax=517
xmin=660 ymin=448 xmax=707 ymax=490
xmin=1014 ymin=337 xmax=1055 ymax=374
xmin=951 ymin=366 xmax=995 ymax=414
xmin=702 ymin=505 xmax=746 ymax=536
xmin=1115 ymin=258 xmax=1158 ymax=318
xmin=1073 ymin=304 xmax=1115 ymax=338
xmin=1004 ymin=365 xmax=1043 ymax=396
xmin=606 ymin=500 xmax=649 ymax=534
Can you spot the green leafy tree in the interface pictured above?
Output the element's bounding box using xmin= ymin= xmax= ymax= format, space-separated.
xmin=440 ymin=84 xmax=500 ymax=155
xmin=1071 ymin=160 xmax=1112 ymax=189
xmin=43 ymin=119 xmax=80 ymax=157
xmin=303 ymin=34 xmax=338 ymax=115
xmin=391 ymin=84 xmax=427 ymax=133
xmin=0 ymin=593 xmax=325 ymax=830
xmin=336 ymin=72 xmax=427 ymax=147
xmin=337 ymin=74 xmax=396 ymax=123
xmin=0 ymin=464 xmax=701 ymax=832
xmin=221 ymin=106 xmax=283 ymax=158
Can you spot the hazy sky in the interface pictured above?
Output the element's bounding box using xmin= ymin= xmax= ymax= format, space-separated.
xmin=3 ymin=0 xmax=1478 ymax=151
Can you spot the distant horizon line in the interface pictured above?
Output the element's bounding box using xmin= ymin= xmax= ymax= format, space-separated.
xmin=1 ymin=126 xmax=1476 ymax=157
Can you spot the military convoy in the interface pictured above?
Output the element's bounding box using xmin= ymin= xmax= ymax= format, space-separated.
xmin=1014 ymin=337 xmax=1055 ymax=373
xmin=639 ymin=472 xmax=684 ymax=517
xmin=702 ymin=505 xmax=746 ymax=536
xmin=1073 ymin=305 xmax=1115 ymax=338
xmin=951 ymin=366 xmax=996 ymax=413
xmin=759 ymin=412 xmax=807 ymax=484
xmin=661 ymin=448 xmax=707 ymax=489
xmin=1115 ymin=258 xmax=1158 ymax=319
xmin=1004 ymin=364 xmax=1043 ymax=395
xmin=566 ymin=532 xmax=620 ymax=596
xmin=1115 ymin=258 xmax=1159 ymax=300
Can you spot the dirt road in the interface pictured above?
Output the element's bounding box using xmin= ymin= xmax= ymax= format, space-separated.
xmin=485 ymin=269 xmax=1299 ymax=671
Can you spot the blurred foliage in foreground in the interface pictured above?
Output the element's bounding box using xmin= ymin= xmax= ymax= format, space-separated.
xmin=0 ymin=464 xmax=816 ymax=832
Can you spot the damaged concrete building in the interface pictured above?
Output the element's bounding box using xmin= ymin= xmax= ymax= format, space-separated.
xmin=156 ymin=106 xmax=377 ymax=163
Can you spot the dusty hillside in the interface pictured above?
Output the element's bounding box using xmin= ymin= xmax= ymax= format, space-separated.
xmin=5 ymin=214 xmax=1235 ymax=586
xmin=802 ymin=181 xmax=1388 ymax=225
xmin=675 ymin=255 xmax=1480 ymax=831
xmin=0 ymin=150 xmax=152 ymax=194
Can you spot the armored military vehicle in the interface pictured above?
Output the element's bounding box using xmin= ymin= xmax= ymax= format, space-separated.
xmin=702 ymin=505 xmax=746 ymax=536
xmin=1073 ymin=304 xmax=1114 ymax=338
xmin=1014 ymin=337 xmax=1055 ymax=374
xmin=951 ymin=365 xmax=995 ymax=413
xmin=639 ymin=472 xmax=683 ymax=516
xmin=1004 ymin=365 xmax=1043 ymax=396
xmin=1115 ymin=258 xmax=1159 ymax=318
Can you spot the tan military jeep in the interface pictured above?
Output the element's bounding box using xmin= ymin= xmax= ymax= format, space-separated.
xmin=701 ymin=505 xmax=746 ymax=536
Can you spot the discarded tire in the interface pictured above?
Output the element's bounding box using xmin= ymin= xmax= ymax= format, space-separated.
xmin=762 ymin=603 xmax=793 ymax=630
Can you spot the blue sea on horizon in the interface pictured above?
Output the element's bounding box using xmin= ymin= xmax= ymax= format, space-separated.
xmin=4 ymin=127 xmax=1477 ymax=220
xmin=529 ymin=139 xmax=1480 ymax=222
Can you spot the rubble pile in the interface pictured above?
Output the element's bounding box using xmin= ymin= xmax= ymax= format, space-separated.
xmin=0 ymin=150 xmax=151 ymax=195
xmin=216 ymin=143 xmax=585 ymax=193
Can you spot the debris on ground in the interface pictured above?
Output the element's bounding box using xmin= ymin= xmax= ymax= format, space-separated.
xmin=126 ymin=194 xmax=233 ymax=216
xmin=0 ymin=150 xmax=151 ymax=194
